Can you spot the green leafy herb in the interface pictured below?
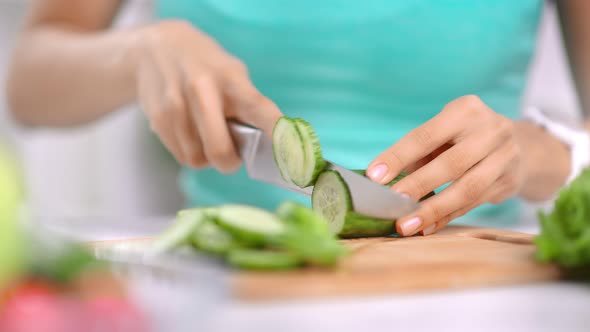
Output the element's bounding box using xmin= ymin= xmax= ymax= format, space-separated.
xmin=535 ymin=168 xmax=590 ymax=269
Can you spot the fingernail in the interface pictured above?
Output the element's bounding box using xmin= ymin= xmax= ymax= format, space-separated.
xmin=393 ymin=190 xmax=410 ymax=199
xmin=421 ymin=223 xmax=437 ymax=236
xmin=367 ymin=163 xmax=388 ymax=182
xmin=400 ymin=217 xmax=422 ymax=235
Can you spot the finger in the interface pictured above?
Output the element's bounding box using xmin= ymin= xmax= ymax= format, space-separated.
xmin=221 ymin=64 xmax=282 ymax=137
xmin=395 ymin=141 xmax=515 ymax=236
xmin=151 ymin=49 xmax=208 ymax=169
xmin=172 ymin=89 xmax=207 ymax=168
xmin=391 ymin=128 xmax=508 ymax=200
xmin=149 ymin=109 xmax=186 ymax=165
xmin=185 ymin=73 xmax=241 ymax=173
xmin=421 ymin=190 xmax=491 ymax=236
xmin=137 ymin=54 xmax=186 ymax=165
xmin=367 ymin=96 xmax=487 ymax=185
xmin=403 ymin=143 xmax=453 ymax=173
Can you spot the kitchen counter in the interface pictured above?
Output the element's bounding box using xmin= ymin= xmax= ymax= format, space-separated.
xmin=38 ymin=212 xmax=590 ymax=332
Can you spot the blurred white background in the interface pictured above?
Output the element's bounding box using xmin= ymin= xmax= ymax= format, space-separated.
xmin=0 ymin=0 xmax=582 ymax=220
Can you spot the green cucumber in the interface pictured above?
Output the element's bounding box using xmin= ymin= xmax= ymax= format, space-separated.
xmin=311 ymin=170 xmax=398 ymax=238
xmin=275 ymin=201 xmax=347 ymax=266
xmin=276 ymin=201 xmax=332 ymax=236
xmin=338 ymin=212 xmax=395 ymax=238
xmin=227 ymin=249 xmax=302 ymax=270
xmin=213 ymin=204 xmax=286 ymax=245
xmin=150 ymin=208 xmax=208 ymax=253
xmin=272 ymin=116 xmax=326 ymax=188
xmin=190 ymin=220 xmax=235 ymax=255
xmin=311 ymin=170 xmax=353 ymax=235
xmin=293 ymin=118 xmax=326 ymax=186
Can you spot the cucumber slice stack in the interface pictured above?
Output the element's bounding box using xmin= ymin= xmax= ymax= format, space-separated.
xmin=272 ymin=117 xmax=326 ymax=188
xmin=150 ymin=202 xmax=348 ymax=270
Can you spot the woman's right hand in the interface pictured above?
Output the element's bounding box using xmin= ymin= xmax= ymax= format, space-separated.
xmin=134 ymin=20 xmax=282 ymax=172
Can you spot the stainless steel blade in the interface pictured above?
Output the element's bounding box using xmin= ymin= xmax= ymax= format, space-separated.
xmin=229 ymin=121 xmax=312 ymax=196
xmin=229 ymin=121 xmax=420 ymax=220
xmin=325 ymin=163 xmax=420 ymax=220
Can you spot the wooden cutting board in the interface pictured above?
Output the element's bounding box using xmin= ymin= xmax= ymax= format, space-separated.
xmin=89 ymin=226 xmax=562 ymax=301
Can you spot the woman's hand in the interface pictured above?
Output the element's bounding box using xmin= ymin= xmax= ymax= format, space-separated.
xmin=367 ymin=95 xmax=541 ymax=236
xmin=135 ymin=20 xmax=282 ymax=172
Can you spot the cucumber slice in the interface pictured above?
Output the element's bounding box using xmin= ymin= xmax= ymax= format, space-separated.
xmin=338 ymin=212 xmax=395 ymax=238
xmin=151 ymin=209 xmax=208 ymax=253
xmin=293 ymin=118 xmax=326 ymax=187
xmin=276 ymin=201 xmax=347 ymax=266
xmin=191 ymin=220 xmax=235 ymax=255
xmin=213 ymin=205 xmax=286 ymax=244
xmin=272 ymin=116 xmax=326 ymax=188
xmin=276 ymin=201 xmax=331 ymax=236
xmin=227 ymin=249 xmax=302 ymax=270
xmin=311 ymin=170 xmax=352 ymax=234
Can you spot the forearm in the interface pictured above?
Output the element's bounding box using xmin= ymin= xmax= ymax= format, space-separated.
xmin=515 ymin=121 xmax=571 ymax=201
xmin=6 ymin=26 xmax=140 ymax=127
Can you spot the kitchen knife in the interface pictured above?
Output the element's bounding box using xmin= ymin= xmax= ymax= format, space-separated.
xmin=229 ymin=121 xmax=420 ymax=220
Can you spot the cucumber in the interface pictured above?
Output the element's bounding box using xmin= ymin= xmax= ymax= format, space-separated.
xmin=227 ymin=249 xmax=302 ymax=270
xmin=150 ymin=209 xmax=208 ymax=253
xmin=311 ymin=170 xmax=353 ymax=235
xmin=213 ymin=204 xmax=286 ymax=245
xmin=293 ymin=118 xmax=326 ymax=186
xmin=276 ymin=201 xmax=332 ymax=236
xmin=338 ymin=212 xmax=395 ymax=238
xmin=190 ymin=220 xmax=235 ymax=255
xmin=276 ymin=201 xmax=347 ymax=266
xmin=272 ymin=116 xmax=326 ymax=188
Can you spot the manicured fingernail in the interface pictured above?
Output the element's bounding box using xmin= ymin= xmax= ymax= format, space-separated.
xmin=394 ymin=190 xmax=410 ymax=199
xmin=367 ymin=163 xmax=388 ymax=182
xmin=400 ymin=217 xmax=422 ymax=235
xmin=421 ymin=223 xmax=437 ymax=236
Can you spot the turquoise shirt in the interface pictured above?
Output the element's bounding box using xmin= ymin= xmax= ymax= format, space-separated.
xmin=156 ymin=1 xmax=543 ymax=226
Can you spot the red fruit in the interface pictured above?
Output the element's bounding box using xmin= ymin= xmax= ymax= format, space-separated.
xmin=0 ymin=281 xmax=68 ymax=332
xmin=79 ymin=296 xmax=151 ymax=332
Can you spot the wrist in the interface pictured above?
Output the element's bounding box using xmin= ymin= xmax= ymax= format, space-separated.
xmin=515 ymin=121 xmax=571 ymax=201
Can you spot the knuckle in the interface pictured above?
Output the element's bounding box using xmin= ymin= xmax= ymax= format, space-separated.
xmin=208 ymin=143 xmax=238 ymax=166
xmin=461 ymin=94 xmax=483 ymax=109
xmin=443 ymin=151 xmax=468 ymax=178
xmin=403 ymin=175 xmax=430 ymax=199
xmin=385 ymin=150 xmax=405 ymax=170
xmin=425 ymin=202 xmax=445 ymax=223
xmin=223 ymin=57 xmax=248 ymax=76
xmin=409 ymin=127 xmax=434 ymax=148
xmin=460 ymin=176 xmax=484 ymax=202
xmin=162 ymin=90 xmax=184 ymax=114
xmin=495 ymin=118 xmax=514 ymax=138
xmin=189 ymin=73 xmax=215 ymax=92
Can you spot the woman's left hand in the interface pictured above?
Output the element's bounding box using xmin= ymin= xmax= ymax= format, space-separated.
xmin=367 ymin=95 xmax=527 ymax=236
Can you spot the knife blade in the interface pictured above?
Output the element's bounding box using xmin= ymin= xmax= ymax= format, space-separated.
xmin=229 ymin=121 xmax=420 ymax=220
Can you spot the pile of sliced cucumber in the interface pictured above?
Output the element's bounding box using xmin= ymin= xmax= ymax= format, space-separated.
xmin=273 ymin=116 xmax=434 ymax=239
xmin=150 ymin=202 xmax=347 ymax=270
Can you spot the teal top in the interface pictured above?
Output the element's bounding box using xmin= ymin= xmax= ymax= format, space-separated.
xmin=156 ymin=1 xmax=543 ymax=226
